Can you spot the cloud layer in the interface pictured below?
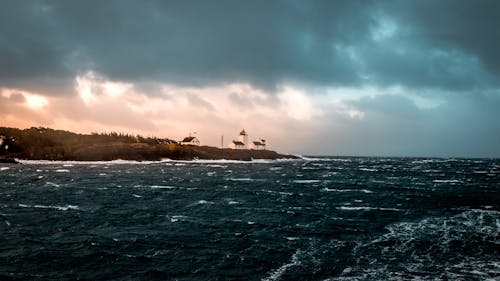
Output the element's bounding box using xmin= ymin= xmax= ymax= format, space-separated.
xmin=1 ymin=0 xmax=499 ymax=157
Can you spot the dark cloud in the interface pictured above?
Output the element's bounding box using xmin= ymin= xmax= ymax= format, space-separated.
xmin=0 ymin=0 xmax=371 ymax=92
xmin=386 ymin=0 xmax=500 ymax=75
xmin=1 ymin=0 xmax=500 ymax=93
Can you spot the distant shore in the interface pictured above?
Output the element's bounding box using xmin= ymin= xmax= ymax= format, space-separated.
xmin=0 ymin=127 xmax=298 ymax=162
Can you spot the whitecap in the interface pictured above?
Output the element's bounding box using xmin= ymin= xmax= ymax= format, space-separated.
xmin=293 ymin=179 xmax=321 ymax=184
xmin=337 ymin=206 xmax=401 ymax=211
xmin=55 ymin=169 xmax=70 ymax=173
xmin=196 ymin=200 xmax=215 ymax=205
xmin=19 ymin=204 xmax=79 ymax=211
xmin=150 ymin=185 xmax=176 ymax=189
xmin=262 ymin=249 xmax=302 ymax=281
xmin=170 ymin=215 xmax=186 ymax=223
xmin=132 ymin=194 xmax=142 ymax=198
xmin=45 ymin=182 xmax=60 ymax=187
xmin=359 ymin=168 xmax=378 ymax=172
xmin=162 ymin=158 xmax=291 ymax=164
xmin=260 ymin=190 xmax=293 ymax=196
xmin=227 ymin=178 xmax=254 ymax=181
xmin=0 ymin=167 xmax=9 ymax=171
xmin=207 ymin=164 xmax=227 ymax=168
xmin=18 ymin=159 xmax=171 ymax=165
xmin=433 ymin=179 xmax=463 ymax=183
xmin=322 ymin=188 xmax=374 ymax=194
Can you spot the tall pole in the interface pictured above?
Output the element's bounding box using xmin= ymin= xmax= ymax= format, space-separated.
xmin=221 ymin=135 xmax=224 ymax=148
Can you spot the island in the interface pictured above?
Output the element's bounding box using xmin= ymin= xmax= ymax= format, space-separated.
xmin=0 ymin=127 xmax=298 ymax=162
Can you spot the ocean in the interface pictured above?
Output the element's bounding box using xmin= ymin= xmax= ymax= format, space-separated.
xmin=0 ymin=157 xmax=499 ymax=280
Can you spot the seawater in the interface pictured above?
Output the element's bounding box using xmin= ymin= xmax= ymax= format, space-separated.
xmin=0 ymin=157 xmax=499 ymax=280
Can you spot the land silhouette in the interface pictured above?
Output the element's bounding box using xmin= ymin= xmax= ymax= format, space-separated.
xmin=0 ymin=127 xmax=296 ymax=162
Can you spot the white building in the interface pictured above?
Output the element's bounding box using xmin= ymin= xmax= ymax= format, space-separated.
xmin=180 ymin=136 xmax=200 ymax=146
xmin=251 ymin=139 xmax=266 ymax=150
xmin=228 ymin=129 xmax=249 ymax=149
xmin=228 ymin=140 xmax=245 ymax=149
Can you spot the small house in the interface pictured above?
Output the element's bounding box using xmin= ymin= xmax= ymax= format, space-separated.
xmin=180 ymin=136 xmax=200 ymax=146
xmin=251 ymin=139 xmax=266 ymax=150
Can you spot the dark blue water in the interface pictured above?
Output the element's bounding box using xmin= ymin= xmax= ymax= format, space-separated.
xmin=1 ymin=157 xmax=499 ymax=280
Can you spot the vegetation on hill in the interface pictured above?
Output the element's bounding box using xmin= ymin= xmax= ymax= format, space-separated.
xmin=0 ymin=127 xmax=296 ymax=161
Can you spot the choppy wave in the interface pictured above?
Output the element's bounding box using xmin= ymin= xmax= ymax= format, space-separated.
xmin=343 ymin=209 xmax=500 ymax=280
xmin=262 ymin=249 xmax=303 ymax=281
xmin=1 ymin=157 xmax=498 ymax=280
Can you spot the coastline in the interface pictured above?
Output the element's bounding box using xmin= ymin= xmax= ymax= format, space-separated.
xmin=1 ymin=146 xmax=298 ymax=163
xmin=0 ymin=127 xmax=298 ymax=162
xmin=14 ymin=157 xmax=303 ymax=165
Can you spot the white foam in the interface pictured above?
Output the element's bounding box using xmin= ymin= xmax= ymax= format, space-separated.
xmin=207 ymin=164 xmax=228 ymax=168
xmin=293 ymin=179 xmax=321 ymax=184
xmin=150 ymin=185 xmax=176 ymax=189
xmin=262 ymin=249 xmax=302 ymax=281
xmin=55 ymin=169 xmax=70 ymax=173
xmin=163 ymin=158 xmax=297 ymax=164
xmin=433 ymin=179 xmax=463 ymax=183
xmin=322 ymin=188 xmax=374 ymax=194
xmin=132 ymin=194 xmax=142 ymax=198
xmin=0 ymin=167 xmax=10 ymax=171
xmin=227 ymin=178 xmax=254 ymax=181
xmin=260 ymin=189 xmax=293 ymax=196
xmin=45 ymin=182 xmax=60 ymax=187
xmin=337 ymin=206 xmax=401 ymax=211
xmin=196 ymin=200 xmax=215 ymax=205
xmin=348 ymin=209 xmax=500 ymax=280
xmin=298 ymin=156 xmax=350 ymax=162
xmin=359 ymin=168 xmax=378 ymax=172
xmin=169 ymin=215 xmax=187 ymax=223
xmin=19 ymin=204 xmax=79 ymax=211
xmin=18 ymin=158 xmax=292 ymax=165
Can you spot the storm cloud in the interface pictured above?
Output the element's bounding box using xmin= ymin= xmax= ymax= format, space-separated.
xmin=1 ymin=0 xmax=499 ymax=156
xmin=1 ymin=0 xmax=499 ymax=92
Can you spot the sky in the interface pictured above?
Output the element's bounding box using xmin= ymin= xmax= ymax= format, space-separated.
xmin=1 ymin=0 xmax=500 ymax=157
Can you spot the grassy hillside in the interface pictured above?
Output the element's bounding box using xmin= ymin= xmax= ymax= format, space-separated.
xmin=0 ymin=127 xmax=296 ymax=161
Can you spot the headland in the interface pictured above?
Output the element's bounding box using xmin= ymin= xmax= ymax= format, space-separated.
xmin=0 ymin=127 xmax=297 ymax=162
